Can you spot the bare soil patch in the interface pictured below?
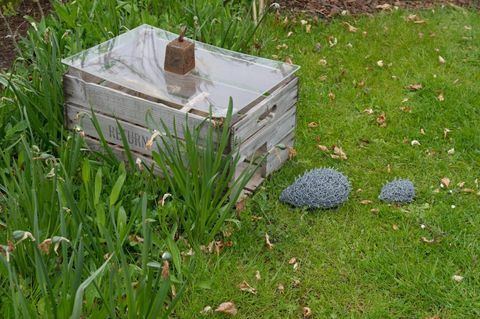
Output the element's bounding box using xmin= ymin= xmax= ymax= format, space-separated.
xmin=0 ymin=0 xmax=51 ymax=70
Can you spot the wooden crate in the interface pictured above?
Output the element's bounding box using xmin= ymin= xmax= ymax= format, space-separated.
xmin=62 ymin=25 xmax=299 ymax=197
xmin=65 ymin=71 xmax=297 ymax=194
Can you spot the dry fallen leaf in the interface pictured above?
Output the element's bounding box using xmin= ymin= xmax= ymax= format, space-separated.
xmin=328 ymin=92 xmax=336 ymax=101
xmin=443 ymin=128 xmax=451 ymax=139
xmin=392 ymin=224 xmax=399 ymax=231
xmin=457 ymin=181 xmax=465 ymax=188
xmin=371 ymin=208 xmax=380 ymax=213
xmin=447 ymin=148 xmax=455 ymax=155
xmin=376 ymin=3 xmax=393 ymax=10
xmin=331 ymin=146 xmax=347 ymax=160
xmin=462 ymin=188 xmax=475 ymax=193
xmin=277 ymin=283 xmax=285 ymax=294
xmin=452 ymin=275 xmax=464 ymax=282
xmin=360 ymin=200 xmax=372 ymax=205
xmin=405 ymin=14 xmax=425 ymax=24
xmin=215 ymin=302 xmax=238 ymax=316
xmin=406 ymin=83 xmax=423 ymax=91
xmin=288 ymin=147 xmax=297 ymax=159
xmin=292 ymin=279 xmax=301 ymax=287
xmin=399 ymin=106 xmax=412 ymax=113
xmin=411 ymin=140 xmax=421 ymax=146
xmin=441 ymin=177 xmax=450 ymax=188
xmin=255 ymin=270 xmax=261 ymax=281
xmin=200 ymin=306 xmax=213 ymax=315
xmin=319 ymin=59 xmax=327 ymax=65
xmin=303 ymin=307 xmax=313 ymax=318
xmin=238 ymin=281 xmax=257 ymax=294
xmin=288 ymin=257 xmax=297 ymax=265
xmin=363 ymin=108 xmax=374 ymax=115
xmin=318 ymin=145 xmax=329 ymax=152
xmin=308 ymin=122 xmax=319 ymax=128
xmin=438 ymin=55 xmax=446 ymax=64
xmin=437 ymin=93 xmax=445 ymax=102
xmin=376 ymin=113 xmax=386 ymax=127
xmin=265 ymin=233 xmax=274 ymax=250
xmin=421 ymin=237 xmax=435 ymax=244
xmin=287 ymin=31 xmax=293 ymax=37
xmin=420 ymin=128 xmax=426 ymax=135
xmin=377 ymin=60 xmax=384 ymax=67
xmin=285 ymin=57 xmax=293 ymax=65
xmin=306 ymin=24 xmax=311 ymax=33
xmin=344 ymin=22 xmax=358 ymax=33
xmin=328 ymin=36 xmax=337 ymax=47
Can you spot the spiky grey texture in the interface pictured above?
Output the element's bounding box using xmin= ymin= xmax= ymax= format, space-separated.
xmin=379 ymin=179 xmax=415 ymax=204
xmin=279 ymin=168 xmax=351 ymax=209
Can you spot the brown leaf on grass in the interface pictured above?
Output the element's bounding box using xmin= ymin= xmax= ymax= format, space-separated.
xmin=405 ymin=14 xmax=425 ymax=24
xmin=277 ymin=283 xmax=285 ymax=294
xmin=306 ymin=24 xmax=311 ymax=33
xmin=438 ymin=55 xmax=446 ymax=64
xmin=421 ymin=237 xmax=435 ymax=244
xmin=344 ymin=22 xmax=358 ymax=33
xmin=303 ymin=307 xmax=313 ymax=318
xmin=376 ymin=60 xmax=384 ymax=67
xmin=292 ymin=279 xmax=301 ymax=287
xmin=441 ymin=177 xmax=450 ymax=188
xmin=288 ymin=147 xmax=297 ymax=159
xmin=376 ymin=113 xmax=386 ymax=127
xmin=255 ymin=270 xmax=261 ymax=281
xmin=411 ymin=140 xmax=421 ymax=146
xmin=308 ymin=122 xmax=319 ymax=128
xmin=161 ymin=260 xmax=170 ymax=279
xmin=420 ymin=128 xmax=426 ymax=135
xmin=285 ymin=57 xmax=293 ymax=65
xmin=360 ymin=200 xmax=372 ymax=205
xmin=251 ymin=215 xmax=263 ymax=222
xmin=318 ymin=145 xmax=329 ymax=152
xmin=331 ymin=146 xmax=347 ymax=160
xmin=371 ymin=208 xmax=380 ymax=214
xmin=265 ymin=233 xmax=274 ymax=250
xmin=328 ymin=36 xmax=337 ymax=47
xmin=38 ymin=239 xmax=52 ymax=254
xmin=437 ymin=93 xmax=445 ymax=102
xmin=287 ymin=31 xmax=293 ymax=37
xmin=238 ymin=281 xmax=257 ymax=294
xmin=128 ymin=234 xmax=144 ymax=244
xmin=288 ymin=257 xmax=297 ymax=265
xmin=392 ymin=224 xmax=399 ymax=231
xmin=215 ymin=302 xmax=238 ymax=316
xmin=462 ymin=188 xmax=475 ymax=194
xmin=236 ymin=198 xmax=247 ymax=216
xmin=328 ymin=92 xmax=336 ymax=101
xmin=376 ymin=3 xmax=393 ymax=10
xmin=457 ymin=181 xmax=465 ymax=188
xmin=363 ymin=108 xmax=374 ymax=114
xmin=443 ymin=128 xmax=451 ymax=139
xmin=399 ymin=106 xmax=412 ymax=113
xmin=406 ymin=83 xmax=423 ymax=91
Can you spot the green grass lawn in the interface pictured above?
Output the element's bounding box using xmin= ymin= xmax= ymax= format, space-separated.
xmin=1 ymin=2 xmax=479 ymax=318
xmin=175 ymin=8 xmax=480 ymax=318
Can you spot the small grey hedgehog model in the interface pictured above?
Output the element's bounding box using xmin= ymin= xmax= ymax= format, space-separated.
xmin=379 ymin=179 xmax=415 ymax=204
xmin=279 ymin=168 xmax=351 ymax=209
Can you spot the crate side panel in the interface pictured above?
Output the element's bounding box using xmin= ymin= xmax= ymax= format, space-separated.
xmin=66 ymin=103 xmax=159 ymax=156
xmin=64 ymin=74 xmax=207 ymax=140
xmin=232 ymin=77 xmax=298 ymax=146
xmin=237 ymin=106 xmax=296 ymax=162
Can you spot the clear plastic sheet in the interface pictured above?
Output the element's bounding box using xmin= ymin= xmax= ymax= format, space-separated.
xmin=62 ymin=25 xmax=299 ymax=117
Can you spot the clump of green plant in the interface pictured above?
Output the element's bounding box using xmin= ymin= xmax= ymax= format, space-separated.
xmin=150 ymin=101 xmax=257 ymax=245
xmin=0 ymin=136 xmax=190 ymax=318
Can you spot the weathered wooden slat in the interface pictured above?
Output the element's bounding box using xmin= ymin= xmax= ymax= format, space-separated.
xmin=232 ymin=77 xmax=298 ymax=146
xmin=265 ymin=131 xmax=294 ymax=176
xmin=64 ymin=74 xmax=208 ymax=140
xmin=66 ymin=103 xmax=159 ymax=156
xmin=238 ymin=106 xmax=296 ymax=162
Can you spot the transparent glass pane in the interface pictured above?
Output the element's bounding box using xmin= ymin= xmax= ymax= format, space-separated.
xmin=62 ymin=25 xmax=299 ymax=117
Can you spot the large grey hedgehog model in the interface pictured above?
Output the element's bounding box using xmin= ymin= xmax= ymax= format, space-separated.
xmin=279 ymin=168 xmax=351 ymax=209
xmin=379 ymin=179 xmax=415 ymax=204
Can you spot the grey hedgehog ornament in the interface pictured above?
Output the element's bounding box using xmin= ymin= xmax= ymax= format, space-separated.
xmin=379 ymin=179 xmax=415 ymax=204
xmin=279 ymin=168 xmax=351 ymax=209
